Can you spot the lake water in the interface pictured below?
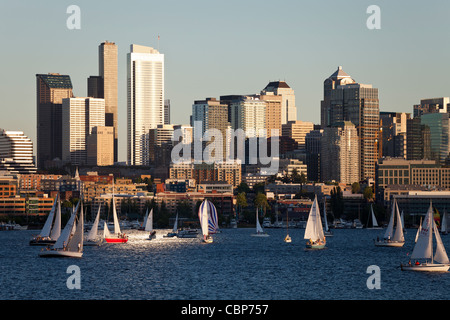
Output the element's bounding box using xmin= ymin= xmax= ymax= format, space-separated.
xmin=1 ymin=227 xmax=449 ymax=301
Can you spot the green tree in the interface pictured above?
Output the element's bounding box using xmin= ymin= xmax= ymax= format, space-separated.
xmin=236 ymin=192 xmax=248 ymax=216
xmin=254 ymin=192 xmax=270 ymax=214
xmin=351 ymin=182 xmax=360 ymax=194
xmin=363 ymin=186 xmax=374 ymax=201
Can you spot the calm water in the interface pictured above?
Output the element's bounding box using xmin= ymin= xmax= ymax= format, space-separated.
xmin=1 ymin=227 xmax=449 ymax=300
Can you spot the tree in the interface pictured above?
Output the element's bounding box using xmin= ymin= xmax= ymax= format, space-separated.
xmin=236 ymin=192 xmax=248 ymax=215
xmin=351 ymin=182 xmax=360 ymax=194
xmin=363 ymin=186 xmax=374 ymax=202
xmin=254 ymin=192 xmax=270 ymax=214
xmin=330 ymin=186 xmax=344 ymax=219
xmin=236 ymin=182 xmax=250 ymax=194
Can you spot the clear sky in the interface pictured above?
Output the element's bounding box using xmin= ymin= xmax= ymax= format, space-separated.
xmin=1 ymin=0 xmax=450 ymax=162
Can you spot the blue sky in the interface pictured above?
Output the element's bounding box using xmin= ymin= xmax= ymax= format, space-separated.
xmin=1 ymin=0 xmax=450 ymax=161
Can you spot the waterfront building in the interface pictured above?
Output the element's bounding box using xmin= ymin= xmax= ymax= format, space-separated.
xmin=127 ymin=44 xmax=164 ymax=166
xmin=0 ymin=196 xmax=54 ymax=217
xmin=36 ymin=73 xmax=73 ymax=169
xmin=321 ymin=121 xmax=360 ymax=184
xmin=0 ymin=130 xmax=37 ymax=174
xmin=62 ymin=97 xmax=106 ymax=166
xmin=261 ymin=81 xmax=297 ymax=125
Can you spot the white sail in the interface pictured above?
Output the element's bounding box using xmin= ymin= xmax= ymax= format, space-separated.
xmin=392 ymin=201 xmax=404 ymax=242
xmin=441 ymin=211 xmax=447 ymax=233
xmin=411 ymin=204 xmax=433 ymax=260
xmin=67 ymin=203 xmax=83 ymax=253
xmin=304 ymin=197 xmax=324 ymax=241
xmin=53 ymin=200 xmax=80 ymax=250
xmin=173 ymin=213 xmax=178 ymax=232
xmin=49 ymin=197 xmax=61 ymax=240
xmin=86 ymin=204 xmax=101 ymax=241
xmin=370 ymin=205 xmax=379 ymax=227
xmin=103 ymin=221 xmax=111 ymax=238
xmin=112 ymin=197 xmax=121 ymax=235
xmin=200 ymin=201 xmax=209 ymax=236
xmin=39 ymin=194 xmax=58 ymax=238
xmin=433 ymin=218 xmax=450 ymax=264
xmin=256 ymin=209 xmax=264 ymax=233
xmin=144 ymin=208 xmax=153 ymax=232
xmin=142 ymin=208 xmax=149 ymax=229
xmin=323 ymin=200 xmax=329 ymax=232
xmin=415 ymin=217 xmax=422 ymax=243
xmin=384 ymin=200 xmax=396 ymax=239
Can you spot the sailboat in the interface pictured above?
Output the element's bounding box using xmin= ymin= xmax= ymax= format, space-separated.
xmin=84 ymin=204 xmax=102 ymax=246
xmin=401 ymin=202 xmax=450 ymax=272
xmin=304 ymin=196 xmax=326 ymax=249
xmin=415 ymin=217 xmax=422 ymax=243
xmin=30 ymin=194 xmax=61 ymax=246
xmin=39 ymin=200 xmax=83 ymax=258
xmin=323 ymin=198 xmax=333 ymax=236
xmin=164 ymin=213 xmax=179 ymax=238
xmin=251 ymin=207 xmax=269 ymax=237
xmin=284 ymin=209 xmax=291 ymax=242
xmin=207 ymin=200 xmax=220 ymax=234
xmin=374 ymin=198 xmax=405 ymax=247
xmin=199 ymin=199 xmax=213 ymax=243
xmin=139 ymin=208 xmax=149 ymax=231
xmin=104 ymin=181 xmax=128 ymax=243
xmin=145 ymin=208 xmax=156 ymax=240
xmin=366 ymin=204 xmax=382 ymax=229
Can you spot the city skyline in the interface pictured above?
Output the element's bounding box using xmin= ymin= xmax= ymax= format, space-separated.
xmin=2 ymin=1 xmax=450 ymax=162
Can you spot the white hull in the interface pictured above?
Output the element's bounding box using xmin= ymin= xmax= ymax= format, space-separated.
xmin=374 ymin=240 xmax=405 ymax=247
xmin=401 ymin=263 xmax=450 ymax=272
xmin=251 ymin=233 xmax=269 ymax=237
xmin=39 ymin=249 xmax=83 ymax=258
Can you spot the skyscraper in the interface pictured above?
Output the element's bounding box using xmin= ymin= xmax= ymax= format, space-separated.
xmin=36 ymin=73 xmax=73 ymax=169
xmin=127 ymin=44 xmax=164 ymax=166
xmin=320 ymin=66 xmax=355 ymax=128
xmin=261 ymin=81 xmax=296 ymax=125
xmin=328 ymin=76 xmax=380 ymax=180
xmin=88 ymin=41 xmax=118 ymax=162
xmin=62 ymin=97 xmax=105 ymax=165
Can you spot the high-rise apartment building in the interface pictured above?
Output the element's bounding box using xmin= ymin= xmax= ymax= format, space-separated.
xmin=0 ymin=130 xmax=37 ymax=174
xmin=261 ymin=81 xmax=297 ymax=125
xmin=127 ymin=44 xmax=164 ymax=166
xmin=321 ymin=122 xmax=360 ymax=184
xmin=320 ymin=66 xmax=355 ymax=128
xmin=329 ymin=81 xmax=380 ymax=180
xmin=230 ymin=96 xmax=266 ymax=138
xmin=88 ymin=41 xmax=118 ymax=162
xmin=36 ymin=73 xmax=73 ymax=169
xmin=62 ymin=98 xmax=105 ymax=165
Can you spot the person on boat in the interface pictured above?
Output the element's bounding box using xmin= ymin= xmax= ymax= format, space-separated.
xmin=415 ymin=260 xmax=420 ymax=265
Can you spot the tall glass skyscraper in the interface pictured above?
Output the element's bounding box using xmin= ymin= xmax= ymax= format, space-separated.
xmin=127 ymin=44 xmax=164 ymax=166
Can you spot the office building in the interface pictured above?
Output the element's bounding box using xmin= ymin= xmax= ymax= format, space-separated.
xmin=86 ymin=126 xmax=114 ymax=166
xmin=0 ymin=130 xmax=37 ymax=174
xmin=321 ymin=66 xmax=356 ymax=128
xmin=230 ymin=96 xmax=266 ymax=138
xmin=127 ymin=44 xmax=164 ymax=166
xmin=305 ymin=129 xmax=323 ymax=181
xmin=282 ymin=120 xmax=314 ymax=151
xmin=261 ymin=81 xmax=297 ymax=125
xmin=36 ymin=73 xmax=73 ymax=169
xmin=62 ymin=97 xmax=105 ymax=165
xmin=379 ymin=112 xmax=410 ymax=158
xmin=87 ymin=41 xmax=118 ymax=162
xmin=413 ymin=97 xmax=450 ymax=118
xmin=420 ymin=112 xmax=450 ymax=165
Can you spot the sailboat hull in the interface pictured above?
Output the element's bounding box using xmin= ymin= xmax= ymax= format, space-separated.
xmin=401 ymin=263 xmax=450 ymax=272
xmin=39 ymin=249 xmax=83 ymax=258
xmin=306 ymin=243 xmax=326 ymax=249
xmin=374 ymin=240 xmax=405 ymax=247
xmin=29 ymin=239 xmax=56 ymax=246
xmin=105 ymin=237 xmax=128 ymax=243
